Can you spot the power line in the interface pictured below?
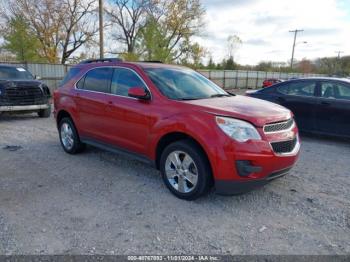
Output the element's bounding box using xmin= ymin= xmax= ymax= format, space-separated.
xmin=289 ymin=29 xmax=304 ymax=69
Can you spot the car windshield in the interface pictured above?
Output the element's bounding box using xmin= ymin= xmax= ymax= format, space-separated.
xmin=0 ymin=66 xmax=34 ymax=80
xmin=144 ymin=67 xmax=229 ymax=100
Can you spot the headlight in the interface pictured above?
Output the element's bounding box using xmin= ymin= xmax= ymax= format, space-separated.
xmin=216 ymin=116 xmax=261 ymax=142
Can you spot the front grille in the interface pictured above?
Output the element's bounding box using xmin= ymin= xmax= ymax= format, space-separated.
xmin=3 ymin=86 xmax=45 ymax=106
xmin=271 ymin=137 xmax=297 ymax=154
xmin=264 ymin=118 xmax=294 ymax=133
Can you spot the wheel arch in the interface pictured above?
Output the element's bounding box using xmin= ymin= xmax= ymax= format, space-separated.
xmin=56 ymin=110 xmax=73 ymax=126
xmin=155 ymin=132 xmax=213 ymax=174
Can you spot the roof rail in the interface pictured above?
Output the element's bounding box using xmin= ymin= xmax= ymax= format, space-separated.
xmin=79 ymin=58 xmax=123 ymax=64
xmin=140 ymin=60 xmax=163 ymax=63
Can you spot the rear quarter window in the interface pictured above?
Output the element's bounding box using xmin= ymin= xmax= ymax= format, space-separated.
xmin=60 ymin=67 xmax=81 ymax=87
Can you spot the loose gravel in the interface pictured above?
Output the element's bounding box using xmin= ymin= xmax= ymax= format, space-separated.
xmin=0 ymin=113 xmax=349 ymax=255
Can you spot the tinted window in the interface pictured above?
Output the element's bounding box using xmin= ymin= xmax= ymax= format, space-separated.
xmin=82 ymin=68 xmax=113 ymax=93
xmin=144 ymin=67 xmax=227 ymax=100
xmin=111 ymin=68 xmax=146 ymax=97
xmin=60 ymin=67 xmax=81 ymax=86
xmin=320 ymin=82 xmax=350 ymax=100
xmin=278 ymin=81 xmax=316 ymax=97
xmin=76 ymin=76 xmax=85 ymax=89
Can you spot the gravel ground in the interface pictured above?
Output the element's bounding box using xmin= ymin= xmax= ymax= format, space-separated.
xmin=0 ymin=113 xmax=349 ymax=255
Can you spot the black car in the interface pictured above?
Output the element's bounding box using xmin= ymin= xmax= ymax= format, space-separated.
xmin=246 ymin=78 xmax=350 ymax=138
xmin=0 ymin=64 xmax=51 ymax=117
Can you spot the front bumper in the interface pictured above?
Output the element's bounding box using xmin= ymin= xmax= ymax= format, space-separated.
xmin=0 ymin=104 xmax=49 ymax=112
xmin=215 ymin=166 xmax=292 ymax=195
xmin=209 ymin=120 xmax=300 ymax=195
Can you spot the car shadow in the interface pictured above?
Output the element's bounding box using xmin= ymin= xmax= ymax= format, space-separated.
xmin=0 ymin=113 xmax=44 ymax=122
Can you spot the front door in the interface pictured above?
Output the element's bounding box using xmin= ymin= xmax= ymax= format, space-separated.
xmin=104 ymin=67 xmax=153 ymax=155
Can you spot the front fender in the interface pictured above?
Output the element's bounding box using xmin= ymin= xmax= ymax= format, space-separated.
xmin=147 ymin=111 xmax=231 ymax=177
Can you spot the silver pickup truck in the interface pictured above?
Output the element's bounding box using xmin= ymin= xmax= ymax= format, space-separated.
xmin=0 ymin=64 xmax=51 ymax=117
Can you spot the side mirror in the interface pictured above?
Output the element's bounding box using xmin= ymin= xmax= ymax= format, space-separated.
xmin=35 ymin=75 xmax=41 ymax=80
xmin=128 ymin=87 xmax=150 ymax=100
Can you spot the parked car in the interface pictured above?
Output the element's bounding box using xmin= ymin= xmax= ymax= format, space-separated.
xmin=246 ymin=78 xmax=350 ymax=138
xmin=54 ymin=58 xmax=300 ymax=200
xmin=262 ymin=78 xmax=283 ymax=88
xmin=0 ymin=64 xmax=51 ymax=117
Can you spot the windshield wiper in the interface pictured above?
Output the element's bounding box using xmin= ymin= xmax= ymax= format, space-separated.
xmin=178 ymin=97 xmax=203 ymax=101
xmin=210 ymin=93 xmax=231 ymax=98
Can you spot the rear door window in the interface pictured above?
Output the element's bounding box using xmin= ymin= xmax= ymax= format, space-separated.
xmin=80 ymin=67 xmax=113 ymax=93
xmin=278 ymin=81 xmax=316 ymax=97
xmin=320 ymin=82 xmax=350 ymax=100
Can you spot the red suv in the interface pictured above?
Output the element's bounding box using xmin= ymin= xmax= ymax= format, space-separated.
xmin=54 ymin=59 xmax=300 ymax=200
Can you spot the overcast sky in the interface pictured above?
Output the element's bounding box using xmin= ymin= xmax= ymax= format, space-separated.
xmin=197 ymin=0 xmax=350 ymax=65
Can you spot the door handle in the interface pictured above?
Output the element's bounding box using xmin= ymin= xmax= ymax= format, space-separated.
xmin=320 ymin=101 xmax=331 ymax=106
xmin=106 ymin=101 xmax=113 ymax=111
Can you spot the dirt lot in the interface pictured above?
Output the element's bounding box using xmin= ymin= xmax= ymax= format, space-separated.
xmin=0 ymin=113 xmax=349 ymax=255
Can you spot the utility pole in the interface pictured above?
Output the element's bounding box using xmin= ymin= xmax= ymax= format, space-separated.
xmin=289 ymin=29 xmax=304 ymax=69
xmin=99 ymin=0 xmax=104 ymax=59
xmin=335 ymin=51 xmax=344 ymax=59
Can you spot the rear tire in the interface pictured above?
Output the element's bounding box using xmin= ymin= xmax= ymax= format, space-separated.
xmin=58 ymin=117 xmax=85 ymax=154
xmin=160 ymin=139 xmax=212 ymax=200
xmin=38 ymin=106 xmax=51 ymax=118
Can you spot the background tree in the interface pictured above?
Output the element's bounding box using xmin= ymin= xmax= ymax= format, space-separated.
xmin=1 ymin=0 xmax=97 ymax=63
xmin=223 ymin=56 xmax=236 ymax=70
xmin=206 ymin=56 xmax=216 ymax=69
xmin=297 ymin=58 xmax=315 ymax=74
xmin=137 ymin=0 xmax=205 ymax=62
xmin=60 ymin=0 xmax=98 ymax=64
xmin=226 ymin=35 xmax=242 ymax=63
xmin=180 ymin=41 xmax=206 ymax=68
xmin=105 ymin=0 xmax=153 ymax=56
xmin=137 ymin=16 xmax=169 ymax=61
xmin=1 ymin=15 xmax=44 ymax=62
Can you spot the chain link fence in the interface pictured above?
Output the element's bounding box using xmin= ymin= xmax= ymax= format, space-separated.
xmin=0 ymin=62 xmax=324 ymax=92
xmin=198 ymin=70 xmax=324 ymax=90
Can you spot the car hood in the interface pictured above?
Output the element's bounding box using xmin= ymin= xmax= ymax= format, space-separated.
xmin=182 ymin=95 xmax=292 ymax=127
xmin=0 ymin=79 xmax=42 ymax=88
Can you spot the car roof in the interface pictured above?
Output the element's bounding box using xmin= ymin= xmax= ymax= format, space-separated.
xmin=285 ymin=77 xmax=350 ymax=83
xmin=73 ymin=60 xmax=187 ymax=71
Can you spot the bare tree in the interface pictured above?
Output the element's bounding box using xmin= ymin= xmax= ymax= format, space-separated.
xmin=60 ymin=0 xmax=98 ymax=63
xmin=1 ymin=0 xmax=97 ymax=63
xmin=105 ymin=0 xmax=153 ymax=54
xmin=227 ymin=35 xmax=242 ymax=61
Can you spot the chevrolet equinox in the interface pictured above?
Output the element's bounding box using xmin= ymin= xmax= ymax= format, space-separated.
xmin=54 ymin=58 xmax=300 ymax=200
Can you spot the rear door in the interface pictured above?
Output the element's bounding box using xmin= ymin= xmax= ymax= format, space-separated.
xmin=75 ymin=67 xmax=113 ymax=141
xmin=273 ymin=80 xmax=318 ymax=132
xmin=315 ymin=80 xmax=350 ymax=137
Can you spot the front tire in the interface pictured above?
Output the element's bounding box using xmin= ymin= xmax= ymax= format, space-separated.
xmin=160 ymin=140 xmax=212 ymax=200
xmin=58 ymin=117 xmax=85 ymax=154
